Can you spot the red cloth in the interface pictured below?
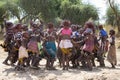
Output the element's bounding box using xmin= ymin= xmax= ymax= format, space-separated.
xmin=83 ymin=35 xmax=94 ymax=53
xmin=28 ymin=41 xmax=38 ymax=53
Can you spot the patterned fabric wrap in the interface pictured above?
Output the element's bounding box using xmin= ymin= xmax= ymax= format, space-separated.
xmin=14 ymin=32 xmax=23 ymax=41
xmin=107 ymin=45 xmax=117 ymax=65
xmin=59 ymin=39 xmax=73 ymax=48
xmin=83 ymin=35 xmax=94 ymax=53
xmin=71 ymin=31 xmax=79 ymax=38
xmin=28 ymin=41 xmax=39 ymax=53
xmin=45 ymin=41 xmax=57 ymax=58
xmin=19 ymin=46 xmax=28 ymax=59
xmin=59 ymin=39 xmax=73 ymax=54
xmin=61 ymin=48 xmax=72 ymax=54
xmin=84 ymin=28 xmax=93 ymax=34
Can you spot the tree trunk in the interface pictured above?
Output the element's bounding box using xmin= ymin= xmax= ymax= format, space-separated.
xmin=18 ymin=19 xmax=22 ymax=23
xmin=108 ymin=0 xmax=120 ymax=33
xmin=116 ymin=18 xmax=120 ymax=33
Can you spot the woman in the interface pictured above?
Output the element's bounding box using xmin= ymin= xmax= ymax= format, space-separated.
xmin=58 ymin=20 xmax=73 ymax=70
xmin=43 ymin=22 xmax=57 ymax=70
xmin=83 ymin=22 xmax=94 ymax=54
xmin=82 ymin=22 xmax=95 ymax=70
xmin=27 ymin=23 xmax=41 ymax=68
xmin=107 ymin=29 xmax=117 ymax=68
xmin=1 ymin=21 xmax=14 ymax=65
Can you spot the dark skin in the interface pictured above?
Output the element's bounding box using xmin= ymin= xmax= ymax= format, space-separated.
xmin=15 ymin=42 xmax=27 ymax=71
xmin=58 ymin=25 xmax=73 ymax=70
xmin=43 ymin=27 xmax=57 ymax=70
xmin=109 ymin=30 xmax=116 ymax=68
xmin=1 ymin=23 xmax=16 ymax=65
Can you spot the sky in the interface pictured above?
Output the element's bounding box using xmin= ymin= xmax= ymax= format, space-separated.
xmin=82 ymin=0 xmax=120 ymax=24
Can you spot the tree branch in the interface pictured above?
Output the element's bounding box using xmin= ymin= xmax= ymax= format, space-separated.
xmin=20 ymin=14 xmax=29 ymax=22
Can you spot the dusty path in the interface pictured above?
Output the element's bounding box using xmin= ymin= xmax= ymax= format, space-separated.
xmin=0 ymin=40 xmax=120 ymax=80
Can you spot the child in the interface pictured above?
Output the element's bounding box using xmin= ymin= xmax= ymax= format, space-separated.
xmin=82 ymin=22 xmax=94 ymax=54
xmin=58 ymin=20 xmax=73 ymax=70
xmin=98 ymin=25 xmax=108 ymax=54
xmin=71 ymin=24 xmax=80 ymax=39
xmin=107 ymin=29 xmax=117 ymax=68
xmin=15 ymin=41 xmax=28 ymax=71
xmin=44 ymin=22 xmax=57 ymax=70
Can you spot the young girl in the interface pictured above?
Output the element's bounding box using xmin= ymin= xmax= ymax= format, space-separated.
xmin=98 ymin=25 xmax=108 ymax=55
xmin=107 ymin=29 xmax=117 ymax=68
xmin=43 ymin=22 xmax=57 ymax=70
xmin=82 ymin=22 xmax=95 ymax=70
xmin=58 ymin=20 xmax=73 ymax=70
xmin=15 ymin=41 xmax=28 ymax=71
xmin=82 ymin=22 xmax=94 ymax=54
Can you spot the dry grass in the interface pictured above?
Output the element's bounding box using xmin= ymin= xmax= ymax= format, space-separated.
xmin=104 ymin=25 xmax=120 ymax=48
xmin=104 ymin=25 xmax=118 ymax=34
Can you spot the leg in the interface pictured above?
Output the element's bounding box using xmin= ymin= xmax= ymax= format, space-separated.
xmin=26 ymin=52 xmax=32 ymax=66
xmin=62 ymin=54 xmax=65 ymax=70
xmin=46 ymin=58 xmax=51 ymax=70
xmin=3 ymin=56 xmax=9 ymax=65
xmin=66 ymin=55 xmax=69 ymax=70
xmin=84 ymin=52 xmax=93 ymax=71
xmin=111 ymin=63 xmax=115 ymax=68
xmin=98 ymin=55 xmax=105 ymax=67
xmin=31 ymin=54 xmax=40 ymax=68
xmin=50 ymin=58 xmax=56 ymax=70
xmin=15 ymin=58 xmax=25 ymax=71
xmin=3 ymin=52 xmax=11 ymax=65
xmin=91 ymin=56 xmax=96 ymax=67
xmin=57 ymin=48 xmax=62 ymax=67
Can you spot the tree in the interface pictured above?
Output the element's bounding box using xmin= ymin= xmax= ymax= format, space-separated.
xmin=0 ymin=0 xmax=99 ymax=26
xmin=60 ymin=0 xmax=98 ymax=25
xmin=82 ymin=4 xmax=98 ymax=24
xmin=106 ymin=6 xmax=120 ymax=27
xmin=19 ymin=0 xmax=60 ymax=23
xmin=0 ymin=1 xmax=8 ymax=32
xmin=69 ymin=0 xmax=81 ymax=4
xmin=107 ymin=0 xmax=120 ymax=33
xmin=5 ymin=0 xmax=28 ymax=23
xmin=0 ymin=1 xmax=6 ymax=23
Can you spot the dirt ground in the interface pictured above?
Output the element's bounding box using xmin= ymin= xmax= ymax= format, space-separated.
xmin=0 ymin=39 xmax=120 ymax=80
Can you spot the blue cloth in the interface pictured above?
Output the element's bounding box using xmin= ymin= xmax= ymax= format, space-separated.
xmin=75 ymin=31 xmax=79 ymax=37
xmin=100 ymin=29 xmax=107 ymax=37
xmin=45 ymin=41 xmax=57 ymax=58
xmin=71 ymin=31 xmax=79 ymax=38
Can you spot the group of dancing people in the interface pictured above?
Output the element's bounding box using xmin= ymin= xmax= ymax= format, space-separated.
xmin=0 ymin=20 xmax=117 ymax=71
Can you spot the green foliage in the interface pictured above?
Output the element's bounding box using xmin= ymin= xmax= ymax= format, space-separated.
xmin=82 ymin=4 xmax=98 ymax=21
xmin=60 ymin=1 xmax=98 ymax=25
xmin=69 ymin=0 xmax=81 ymax=4
xmin=3 ymin=0 xmax=27 ymax=23
xmin=38 ymin=0 xmax=58 ymax=22
xmin=19 ymin=0 xmax=41 ymax=16
xmin=0 ymin=1 xmax=6 ymax=23
xmin=19 ymin=0 xmax=60 ymax=23
xmin=0 ymin=7 xmax=5 ymax=23
xmin=106 ymin=6 xmax=120 ymax=26
xmin=5 ymin=1 xmax=20 ymax=18
xmin=0 ymin=0 xmax=99 ymax=25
